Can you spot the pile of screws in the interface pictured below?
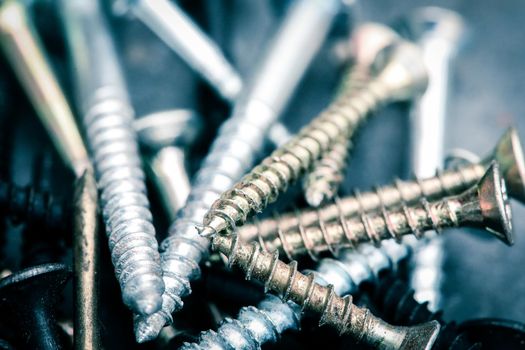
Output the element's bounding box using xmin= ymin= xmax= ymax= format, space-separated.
xmin=0 ymin=0 xmax=523 ymax=349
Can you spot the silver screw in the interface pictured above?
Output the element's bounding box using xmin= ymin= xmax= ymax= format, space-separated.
xmin=134 ymin=110 xmax=202 ymax=221
xmin=134 ymin=0 xmax=346 ymax=342
xmin=0 ymin=0 xmax=90 ymax=177
xmin=401 ymin=7 xmax=466 ymax=310
xmin=182 ymin=240 xmax=411 ymax=350
xmin=60 ymin=0 xmax=164 ymax=316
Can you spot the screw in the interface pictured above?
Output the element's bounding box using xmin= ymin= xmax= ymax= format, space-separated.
xmin=243 ymin=163 xmax=513 ymax=260
xmin=198 ymin=36 xmax=428 ymax=239
xmin=0 ymin=263 xmax=71 ymax=350
xmin=0 ymin=0 xmax=90 ymax=177
xmin=303 ymin=24 xmax=402 ymax=207
xmin=237 ymin=127 xmax=525 ymax=251
xmin=73 ymin=170 xmax=101 ymax=350
xmin=135 ymin=0 xmax=345 ymax=342
xmin=134 ymin=109 xmax=202 ymax=221
xmin=60 ymin=0 xmax=164 ymax=315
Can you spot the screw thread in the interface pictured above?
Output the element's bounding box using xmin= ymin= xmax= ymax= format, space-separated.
xmin=84 ymin=87 xmax=164 ymax=316
xmin=238 ymin=163 xmax=485 ymax=256
xmin=303 ymin=67 xmax=370 ymax=207
xmin=200 ymin=75 xmax=391 ymax=237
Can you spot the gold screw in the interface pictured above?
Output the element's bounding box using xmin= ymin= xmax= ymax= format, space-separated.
xmin=238 ymin=127 xmax=525 ymax=252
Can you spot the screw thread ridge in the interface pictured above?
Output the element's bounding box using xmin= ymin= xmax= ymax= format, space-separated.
xmin=238 ymin=163 xmax=484 ymax=258
xmin=84 ymin=87 xmax=164 ymax=316
xmin=201 ymin=75 xmax=391 ymax=237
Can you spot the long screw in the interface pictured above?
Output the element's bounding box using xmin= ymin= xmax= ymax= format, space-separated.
xmin=210 ymin=233 xmax=440 ymax=349
xmin=198 ymin=37 xmax=428 ymax=239
xmin=73 ymin=170 xmax=101 ymax=350
xmin=240 ymin=163 xmax=514 ymax=261
xmin=135 ymin=0 xmax=345 ymax=342
xmin=237 ymin=127 xmax=525 ymax=249
xmin=60 ymin=0 xmax=164 ymax=316
xmin=0 ymin=0 xmax=90 ymax=177
xmin=303 ymin=24 xmax=401 ymax=207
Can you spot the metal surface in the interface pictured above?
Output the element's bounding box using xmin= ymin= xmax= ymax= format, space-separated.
xmin=0 ymin=0 xmax=90 ymax=177
xmin=134 ymin=0 xmax=344 ymax=342
xmin=60 ymin=0 xmax=164 ymax=316
xmin=199 ymin=38 xmax=428 ymax=238
xmin=73 ymin=171 xmax=101 ymax=350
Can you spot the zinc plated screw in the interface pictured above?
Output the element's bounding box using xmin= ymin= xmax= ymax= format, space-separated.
xmin=303 ymin=24 xmax=401 ymax=207
xmin=198 ymin=36 xmax=428 ymax=239
xmin=0 ymin=0 xmax=90 ymax=177
xmin=237 ymin=127 xmax=525 ymax=250
xmin=238 ymin=163 xmax=514 ymax=261
xmin=134 ymin=109 xmax=202 ymax=221
xmin=0 ymin=263 xmax=71 ymax=350
xmin=135 ymin=0 xmax=345 ymax=342
xmin=183 ymin=240 xmax=411 ymax=350
xmin=60 ymin=0 xmax=164 ymax=315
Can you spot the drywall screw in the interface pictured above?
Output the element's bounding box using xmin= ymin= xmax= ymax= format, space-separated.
xmin=73 ymin=170 xmax=101 ymax=350
xmin=0 ymin=263 xmax=71 ymax=350
xmin=198 ymin=35 xmax=428 ymax=239
xmin=303 ymin=23 xmax=402 ymax=207
xmin=0 ymin=0 xmax=90 ymax=177
xmin=135 ymin=0 xmax=345 ymax=342
xmin=134 ymin=109 xmax=202 ymax=221
xmin=400 ymin=7 xmax=466 ymax=311
xmin=237 ymin=127 xmax=525 ymax=251
xmin=182 ymin=240 xmax=411 ymax=350
xmin=60 ymin=0 xmax=164 ymax=315
xmin=241 ymin=163 xmax=514 ymax=260
xmin=113 ymin=0 xmax=242 ymax=102
xmin=210 ymin=234 xmax=440 ymax=349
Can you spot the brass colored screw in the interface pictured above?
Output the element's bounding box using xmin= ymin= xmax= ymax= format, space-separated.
xmin=238 ymin=127 xmax=525 ymax=250
xmin=199 ymin=38 xmax=428 ymax=238
xmin=210 ymin=234 xmax=440 ymax=349
xmin=244 ymin=163 xmax=513 ymax=260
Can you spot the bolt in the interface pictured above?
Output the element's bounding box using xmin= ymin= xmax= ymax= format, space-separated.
xmin=238 ymin=127 xmax=525 ymax=250
xmin=0 ymin=263 xmax=71 ymax=350
xmin=242 ymin=163 xmax=514 ymax=260
xmin=134 ymin=109 xmax=202 ymax=221
xmin=183 ymin=240 xmax=411 ymax=350
xmin=303 ymin=24 xmax=402 ymax=207
xmin=135 ymin=0 xmax=345 ymax=342
xmin=73 ymin=170 xmax=101 ymax=350
xmin=199 ymin=36 xmax=428 ymax=238
xmin=0 ymin=0 xmax=90 ymax=177
xmin=59 ymin=0 xmax=164 ymax=315
xmin=399 ymin=7 xmax=466 ymax=311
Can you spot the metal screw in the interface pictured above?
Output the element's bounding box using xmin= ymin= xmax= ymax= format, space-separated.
xmin=199 ymin=37 xmax=428 ymax=238
xmin=60 ymin=0 xmax=164 ymax=316
xmin=184 ymin=240 xmax=411 ymax=350
xmin=0 ymin=263 xmax=71 ymax=350
xmin=210 ymin=234 xmax=440 ymax=349
xmin=135 ymin=0 xmax=345 ymax=342
xmin=73 ymin=170 xmax=101 ymax=350
xmin=303 ymin=24 xmax=401 ymax=207
xmin=134 ymin=109 xmax=202 ymax=221
xmin=0 ymin=0 xmax=90 ymax=177
xmin=241 ymin=163 xmax=514 ymax=260
xmin=238 ymin=127 xmax=525 ymax=249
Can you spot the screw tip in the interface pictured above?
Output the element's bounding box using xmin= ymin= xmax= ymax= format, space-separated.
xmin=399 ymin=320 xmax=440 ymax=350
xmin=134 ymin=313 xmax=166 ymax=343
xmin=124 ymin=285 xmax=164 ymax=316
xmin=305 ymin=187 xmax=328 ymax=208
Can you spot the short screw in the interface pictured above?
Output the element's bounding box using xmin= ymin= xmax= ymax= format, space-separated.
xmin=0 ymin=263 xmax=71 ymax=350
xmin=135 ymin=0 xmax=346 ymax=341
xmin=238 ymin=127 xmax=525 ymax=251
xmin=0 ymin=0 xmax=90 ymax=177
xmin=210 ymin=233 xmax=440 ymax=349
xmin=60 ymin=0 xmax=164 ymax=315
xmin=198 ymin=36 xmax=428 ymax=238
xmin=134 ymin=109 xmax=202 ymax=221
xmin=243 ymin=163 xmax=514 ymax=261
